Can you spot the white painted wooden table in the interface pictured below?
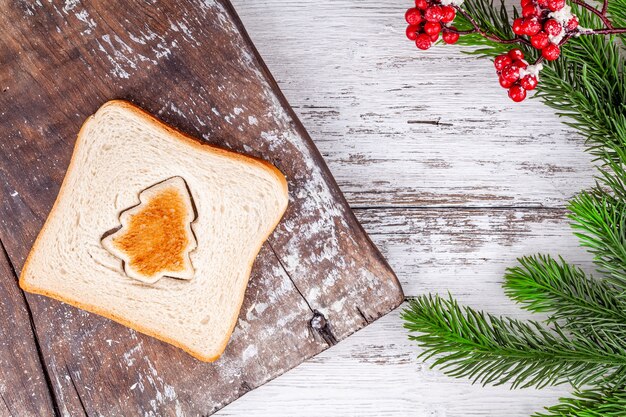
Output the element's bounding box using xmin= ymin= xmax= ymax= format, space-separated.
xmin=220 ymin=0 xmax=595 ymax=415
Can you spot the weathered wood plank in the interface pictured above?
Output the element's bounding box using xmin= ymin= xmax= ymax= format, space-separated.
xmin=354 ymin=208 xmax=593 ymax=301
xmin=218 ymin=208 xmax=592 ymax=416
xmin=0 ymin=243 xmax=57 ymax=417
xmin=218 ymin=308 xmax=571 ymax=417
xmin=231 ymin=0 xmax=595 ymax=208
xmin=0 ymin=0 xmax=402 ymax=414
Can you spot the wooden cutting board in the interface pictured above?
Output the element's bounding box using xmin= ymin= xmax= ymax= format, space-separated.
xmin=0 ymin=0 xmax=404 ymax=415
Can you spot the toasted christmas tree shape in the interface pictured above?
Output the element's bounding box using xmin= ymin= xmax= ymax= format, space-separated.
xmin=101 ymin=177 xmax=197 ymax=284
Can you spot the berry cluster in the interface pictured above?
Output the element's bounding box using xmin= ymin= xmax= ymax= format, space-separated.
xmin=404 ymin=0 xmax=624 ymax=103
xmin=512 ymin=0 xmax=579 ymax=61
xmin=405 ymin=0 xmax=460 ymax=50
xmin=494 ymin=49 xmax=539 ymax=102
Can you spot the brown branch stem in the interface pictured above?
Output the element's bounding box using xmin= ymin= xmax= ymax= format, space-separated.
xmin=443 ymin=26 xmax=478 ymax=35
xmin=454 ymin=6 xmax=531 ymax=45
xmin=448 ymin=1 xmax=625 ymax=54
xmin=579 ymin=27 xmax=626 ymax=35
xmin=570 ymin=0 xmax=614 ymax=29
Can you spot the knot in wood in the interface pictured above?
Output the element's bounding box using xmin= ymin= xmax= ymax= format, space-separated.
xmin=310 ymin=311 xmax=327 ymax=330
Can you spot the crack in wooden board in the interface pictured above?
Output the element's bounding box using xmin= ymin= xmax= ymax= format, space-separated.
xmin=0 ymin=239 xmax=58 ymax=417
xmin=0 ymin=0 xmax=403 ymax=414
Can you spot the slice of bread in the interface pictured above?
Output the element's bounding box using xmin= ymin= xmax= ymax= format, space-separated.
xmin=20 ymin=100 xmax=289 ymax=362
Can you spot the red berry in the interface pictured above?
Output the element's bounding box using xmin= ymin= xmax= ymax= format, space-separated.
xmin=567 ymin=16 xmax=579 ymax=30
xmin=514 ymin=59 xmax=528 ymax=69
xmin=415 ymin=33 xmax=433 ymax=50
xmin=522 ymin=4 xmax=538 ymax=17
xmin=430 ymin=33 xmax=439 ymax=41
xmin=424 ymin=21 xmax=441 ymax=36
xmin=499 ymin=76 xmax=514 ymax=88
xmin=441 ymin=5 xmax=456 ymax=23
xmin=522 ymin=18 xmax=542 ymax=36
xmin=424 ymin=6 xmax=443 ymax=22
xmin=442 ymin=27 xmax=460 ymax=44
xmin=531 ymin=31 xmax=550 ymax=49
xmin=508 ymin=85 xmax=527 ymax=102
xmin=501 ymin=64 xmax=520 ymax=83
xmin=520 ymin=0 xmax=533 ymax=7
xmin=544 ymin=19 xmax=562 ymax=36
xmin=508 ymin=48 xmax=525 ymax=61
xmin=520 ymin=74 xmax=538 ymax=90
xmin=512 ymin=18 xmax=525 ymax=35
xmin=547 ymin=0 xmax=565 ymax=11
xmin=415 ymin=0 xmax=429 ymax=10
xmin=542 ymin=43 xmax=560 ymax=60
xmin=406 ymin=25 xmax=420 ymax=40
xmin=405 ymin=8 xmax=423 ymax=25
xmin=537 ymin=0 xmax=549 ymax=7
xmin=494 ymin=54 xmax=513 ymax=71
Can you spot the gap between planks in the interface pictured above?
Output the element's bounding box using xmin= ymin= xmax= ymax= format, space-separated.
xmin=0 ymin=236 xmax=64 ymax=417
xmin=351 ymin=205 xmax=567 ymax=210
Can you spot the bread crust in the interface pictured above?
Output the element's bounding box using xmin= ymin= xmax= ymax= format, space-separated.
xmin=19 ymin=100 xmax=289 ymax=362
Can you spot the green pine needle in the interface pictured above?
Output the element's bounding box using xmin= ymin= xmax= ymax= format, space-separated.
xmin=402 ymin=295 xmax=626 ymax=390
xmin=503 ymin=254 xmax=626 ymax=330
xmin=568 ymin=192 xmax=626 ymax=287
xmin=534 ymin=386 xmax=626 ymax=417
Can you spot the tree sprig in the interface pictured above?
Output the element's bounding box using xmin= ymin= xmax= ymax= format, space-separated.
xmin=503 ymin=254 xmax=626 ymax=330
xmin=403 ymin=295 xmax=626 ymax=390
xmin=403 ymin=0 xmax=626 ymax=415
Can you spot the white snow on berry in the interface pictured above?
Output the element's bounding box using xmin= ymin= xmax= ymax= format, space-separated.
xmin=549 ymin=27 xmax=566 ymax=44
xmin=440 ymin=0 xmax=464 ymax=6
xmin=548 ymin=5 xmax=575 ymax=26
xmin=520 ymin=63 xmax=543 ymax=80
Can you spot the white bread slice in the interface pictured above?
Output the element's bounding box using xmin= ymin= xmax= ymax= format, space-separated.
xmin=101 ymin=176 xmax=198 ymax=284
xmin=20 ymin=100 xmax=289 ymax=362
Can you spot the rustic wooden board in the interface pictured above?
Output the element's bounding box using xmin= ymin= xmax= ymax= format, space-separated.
xmin=0 ymin=0 xmax=403 ymax=415
xmin=0 ymin=244 xmax=56 ymax=417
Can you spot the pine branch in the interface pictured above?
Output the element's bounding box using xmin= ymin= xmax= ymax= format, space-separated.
xmin=449 ymin=0 xmax=626 ymax=167
xmin=402 ymin=295 xmax=626 ymax=390
xmin=503 ymin=254 xmax=626 ymax=330
xmin=538 ymin=24 xmax=626 ymax=165
xmin=568 ymin=191 xmax=626 ymax=286
xmin=534 ymin=385 xmax=626 ymax=417
xmin=597 ymin=148 xmax=626 ymax=201
xmin=606 ymin=0 xmax=626 ymax=43
xmin=454 ymin=0 xmax=528 ymax=56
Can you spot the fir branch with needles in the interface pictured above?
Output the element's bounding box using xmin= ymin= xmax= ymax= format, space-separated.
xmin=402 ymin=0 xmax=626 ymax=415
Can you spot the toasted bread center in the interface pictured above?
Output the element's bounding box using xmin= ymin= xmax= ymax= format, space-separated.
xmin=112 ymin=188 xmax=190 ymax=277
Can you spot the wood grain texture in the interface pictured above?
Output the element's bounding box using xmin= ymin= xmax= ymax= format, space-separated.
xmin=0 ymin=0 xmax=402 ymax=415
xmin=213 ymin=0 xmax=596 ymax=415
xmin=218 ymin=308 xmax=571 ymax=417
xmin=231 ymin=0 xmax=595 ymax=209
xmin=355 ymin=208 xmax=593 ymax=301
xmin=0 ymin=244 xmax=56 ymax=417
xmin=218 ymin=209 xmax=592 ymax=416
